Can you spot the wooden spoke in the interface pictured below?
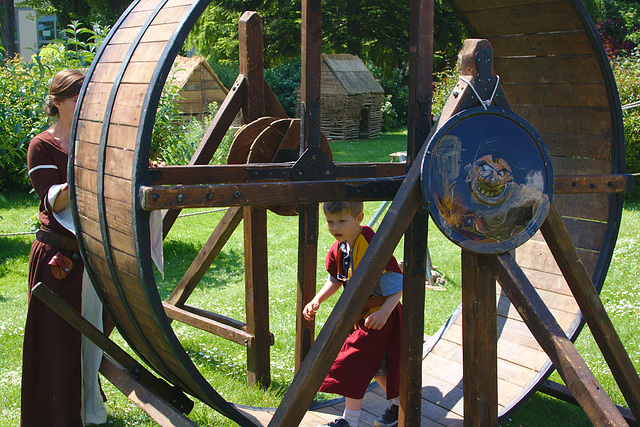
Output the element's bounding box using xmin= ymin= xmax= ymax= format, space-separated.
xmin=488 ymin=252 xmax=627 ymax=426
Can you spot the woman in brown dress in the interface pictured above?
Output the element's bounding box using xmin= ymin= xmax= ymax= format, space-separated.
xmin=22 ymin=69 xmax=106 ymax=426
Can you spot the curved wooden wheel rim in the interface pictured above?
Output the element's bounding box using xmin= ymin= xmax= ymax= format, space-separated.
xmin=68 ymin=0 xmax=626 ymax=425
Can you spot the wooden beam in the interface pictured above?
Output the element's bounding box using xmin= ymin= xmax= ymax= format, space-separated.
xmin=264 ymin=79 xmax=288 ymax=118
xmin=139 ymin=177 xmax=404 ymax=210
xmin=166 ymin=207 xmax=243 ymax=307
xmin=539 ymin=380 xmax=637 ymax=426
xmin=295 ymin=203 xmax=319 ymax=370
xmin=30 ymin=282 xmax=194 ymax=414
xmin=462 ymin=251 xmax=498 ymax=426
xmin=148 ymin=162 xmax=406 ymax=186
xmin=489 ymin=253 xmax=627 ymax=426
xmin=400 ymin=0 xmax=433 ymax=425
xmin=163 ymin=302 xmax=259 ymax=348
xmin=100 ymin=356 xmax=197 ymax=427
xmin=295 ymin=0 xmax=322 ymax=373
xmin=161 ymin=75 xmax=247 ymax=238
xmin=553 ymin=174 xmax=634 ymax=194
xmin=239 ymin=11 xmax=265 ymax=122
xmin=244 ymin=206 xmax=271 ymax=388
xmin=541 ymin=203 xmax=640 ymax=421
xmin=268 ymin=135 xmax=426 ymax=427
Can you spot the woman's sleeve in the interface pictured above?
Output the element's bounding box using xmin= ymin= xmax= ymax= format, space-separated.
xmin=27 ymin=138 xmax=63 ymax=211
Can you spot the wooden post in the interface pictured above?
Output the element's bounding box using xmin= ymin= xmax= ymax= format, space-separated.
xmin=541 ymin=203 xmax=640 ymax=421
xmin=462 ymin=250 xmax=498 ymax=426
xmin=295 ymin=0 xmax=322 ymax=370
xmin=239 ymin=11 xmax=270 ymax=388
xmin=490 ymin=253 xmax=627 ymax=426
xmin=400 ymin=0 xmax=433 ymax=425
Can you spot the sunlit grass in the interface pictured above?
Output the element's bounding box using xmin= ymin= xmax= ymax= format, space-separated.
xmin=1 ymin=135 xmax=639 ymax=426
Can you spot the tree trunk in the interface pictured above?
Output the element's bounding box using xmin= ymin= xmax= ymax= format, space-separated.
xmin=346 ymin=0 xmax=361 ymax=56
xmin=1 ymin=0 xmax=17 ymax=58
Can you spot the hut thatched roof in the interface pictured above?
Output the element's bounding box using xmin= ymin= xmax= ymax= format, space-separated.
xmin=170 ymin=55 xmax=227 ymax=94
xmin=168 ymin=55 xmax=229 ymax=115
xmin=322 ymin=53 xmax=384 ymax=95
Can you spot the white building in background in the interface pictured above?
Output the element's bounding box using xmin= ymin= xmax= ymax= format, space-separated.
xmin=14 ymin=6 xmax=58 ymax=60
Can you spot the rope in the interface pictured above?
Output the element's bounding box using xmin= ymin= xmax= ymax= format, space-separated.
xmin=0 ymin=230 xmax=37 ymax=237
xmin=622 ymin=100 xmax=640 ymax=111
xmin=458 ymin=75 xmax=501 ymax=110
xmin=176 ymin=208 xmax=226 ymax=218
xmin=1 ymin=208 xmax=225 ymax=237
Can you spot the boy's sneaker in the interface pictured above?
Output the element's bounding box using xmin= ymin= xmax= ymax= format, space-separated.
xmin=318 ymin=418 xmax=351 ymax=427
xmin=374 ymin=403 xmax=399 ymax=427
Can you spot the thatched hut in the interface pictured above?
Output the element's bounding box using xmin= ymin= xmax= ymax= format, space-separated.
xmin=297 ymin=54 xmax=384 ymax=140
xmin=169 ymin=55 xmax=229 ymax=117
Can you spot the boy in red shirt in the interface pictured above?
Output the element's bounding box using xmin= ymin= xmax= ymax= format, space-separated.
xmin=304 ymin=201 xmax=403 ymax=427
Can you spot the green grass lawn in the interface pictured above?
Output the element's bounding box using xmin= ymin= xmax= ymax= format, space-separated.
xmin=1 ymin=134 xmax=639 ymax=426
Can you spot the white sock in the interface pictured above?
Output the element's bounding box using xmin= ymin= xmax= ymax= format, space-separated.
xmin=343 ymin=408 xmax=361 ymax=426
xmin=391 ymin=396 xmax=400 ymax=406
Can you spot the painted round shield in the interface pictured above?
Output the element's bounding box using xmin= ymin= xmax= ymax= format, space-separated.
xmin=421 ymin=106 xmax=554 ymax=254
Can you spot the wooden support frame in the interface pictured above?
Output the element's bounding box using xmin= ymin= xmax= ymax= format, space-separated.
xmin=399 ymin=0 xmax=433 ymax=425
xmin=30 ymin=282 xmax=195 ymax=416
xmin=541 ymin=203 xmax=640 ymax=421
xmin=295 ymin=0 xmax=323 ymax=371
xmin=489 ymin=253 xmax=627 ymax=426
xmin=462 ymin=251 xmax=498 ymax=426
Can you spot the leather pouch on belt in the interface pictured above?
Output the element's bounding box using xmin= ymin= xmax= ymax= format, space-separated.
xmin=48 ymin=251 xmax=73 ymax=279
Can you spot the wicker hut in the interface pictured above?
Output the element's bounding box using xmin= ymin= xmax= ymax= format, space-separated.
xmin=297 ymin=54 xmax=384 ymax=140
xmin=169 ymin=55 xmax=229 ymax=117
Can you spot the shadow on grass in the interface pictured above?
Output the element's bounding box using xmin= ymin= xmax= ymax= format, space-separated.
xmin=0 ymin=236 xmax=32 ymax=278
xmin=501 ymin=392 xmax=591 ymax=426
xmin=155 ymin=239 xmax=244 ymax=300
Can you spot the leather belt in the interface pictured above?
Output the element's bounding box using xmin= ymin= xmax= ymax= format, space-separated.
xmin=36 ymin=227 xmax=79 ymax=252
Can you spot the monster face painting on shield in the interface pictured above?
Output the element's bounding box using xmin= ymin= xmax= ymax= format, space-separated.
xmin=430 ymin=133 xmax=549 ymax=247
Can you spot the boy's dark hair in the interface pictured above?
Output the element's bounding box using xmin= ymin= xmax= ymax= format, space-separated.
xmin=322 ymin=201 xmax=364 ymax=218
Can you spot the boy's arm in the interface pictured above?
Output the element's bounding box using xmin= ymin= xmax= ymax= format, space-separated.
xmin=303 ymin=278 xmax=343 ymax=321
xmin=364 ymin=290 xmax=402 ymax=330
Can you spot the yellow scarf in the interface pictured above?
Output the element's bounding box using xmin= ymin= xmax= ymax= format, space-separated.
xmin=348 ymin=232 xmax=386 ymax=321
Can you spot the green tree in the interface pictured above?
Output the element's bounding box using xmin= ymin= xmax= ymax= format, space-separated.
xmin=20 ymin=0 xmax=130 ymax=27
xmin=188 ymin=0 xmax=465 ymax=76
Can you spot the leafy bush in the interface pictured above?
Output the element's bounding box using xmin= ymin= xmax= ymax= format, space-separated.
xmin=612 ymin=48 xmax=640 ymax=173
xmin=264 ymin=58 xmax=301 ymax=118
xmin=369 ymin=64 xmax=409 ymax=131
xmin=0 ymin=21 xmax=106 ymax=193
xmin=593 ymin=0 xmax=640 ymax=59
xmin=153 ymin=102 xmax=234 ymax=166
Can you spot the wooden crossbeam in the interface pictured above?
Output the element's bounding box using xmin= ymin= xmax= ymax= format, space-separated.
xmin=541 ymin=203 xmax=640 ymax=421
xmin=140 ymin=177 xmax=404 ymax=210
xmin=148 ymin=162 xmax=406 ymax=186
xmin=554 ymin=174 xmax=634 ymax=194
xmin=489 ymin=253 xmax=627 ymax=426
xmin=163 ymin=302 xmax=274 ymax=348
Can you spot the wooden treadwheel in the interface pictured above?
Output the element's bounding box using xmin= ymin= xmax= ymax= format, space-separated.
xmin=68 ymin=0 xmax=639 ymax=425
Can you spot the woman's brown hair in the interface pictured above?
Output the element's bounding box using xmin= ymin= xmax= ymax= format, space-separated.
xmin=44 ymin=69 xmax=85 ymax=117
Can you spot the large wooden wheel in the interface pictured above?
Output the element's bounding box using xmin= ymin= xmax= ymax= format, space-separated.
xmin=68 ymin=0 xmax=639 ymax=425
